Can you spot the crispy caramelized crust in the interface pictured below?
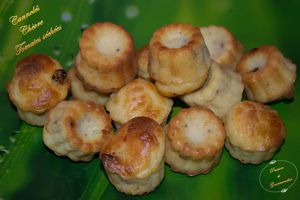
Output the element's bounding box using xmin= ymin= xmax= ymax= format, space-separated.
xmin=149 ymin=23 xmax=211 ymax=96
xmin=78 ymin=22 xmax=137 ymax=93
xmin=43 ymin=100 xmax=113 ymax=161
xmin=167 ymin=107 xmax=225 ymax=160
xmin=236 ymin=46 xmax=296 ymax=103
xmin=101 ymin=117 xmax=165 ymax=180
xmin=68 ymin=67 xmax=110 ymax=105
xmin=181 ymin=62 xmax=244 ymax=118
xmin=135 ymin=45 xmax=151 ymax=80
xmin=7 ymin=54 xmax=70 ymax=114
xmin=225 ymin=101 xmax=286 ymax=152
xmin=106 ymin=78 xmax=173 ymax=125
xmin=200 ymin=25 xmax=243 ymax=70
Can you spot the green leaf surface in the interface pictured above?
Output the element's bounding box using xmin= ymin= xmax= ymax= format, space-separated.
xmin=0 ymin=0 xmax=300 ymax=199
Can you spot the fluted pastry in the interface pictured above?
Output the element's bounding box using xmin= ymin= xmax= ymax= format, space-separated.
xmin=224 ymin=101 xmax=286 ymax=164
xmin=77 ymin=22 xmax=137 ymax=93
xmin=200 ymin=25 xmax=243 ymax=70
xmin=236 ymin=46 xmax=296 ymax=103
xmin=181 ymin=62 xmax=244 ymax=118
xmin=106 ymin=78 xmax=173 ymax=126
xmin=165 ymin=107 xmax=225 ymax=176
xmin=68 ymin=67 xmax=110 ymax=106
xmin=135 ymin=45 xmax=151 ymax=80
xmin=43 ymin=100 xmax=113 ymax=162
xmin=7 ymin=54 xmax=70 ymax=126
xmin=149 ymin=23 xmax=211 ymax=97
xmin=101 ymin=117 xmax=165 ymax=195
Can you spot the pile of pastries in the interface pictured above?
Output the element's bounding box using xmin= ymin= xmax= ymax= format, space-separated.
xmin=7 ymin=22 xmax=296 ymax=195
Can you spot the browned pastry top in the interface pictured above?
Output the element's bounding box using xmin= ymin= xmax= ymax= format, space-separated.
xmin=101 ymin=117 xmax=165 ymax=179
xmin=225 ymin=101 xmax=286 ymax=151
xmin=167 ymin=106 xmax=225 ymax=160
xmin=7 ymin=54 xmax=70 ymax=114
xmin=79 ymin=22 xmax=135 ymax=71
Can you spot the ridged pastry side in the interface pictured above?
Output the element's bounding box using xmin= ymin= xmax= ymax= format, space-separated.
xmin=165 ymin=137 xmax=222 ymax=176
xmin=225 ymin=140 xmax=278 ymax=164
xmin=78 ymin=22 xmax=137 ymax=93
xmin=200 ymin=25 xmax=243 ymax=70
xmin=224 ymin=101 xmax=286 ymax=164
xmin=166 ymin=107 xmax=225 ymax=176
xmin=75 ymin=52 xmax=137 ymax=93
xmin=43 ymin=100 xmax=113 ymax=162
xmin=135 ymin=45 xmax=151 ymax=80
xmin=181 ymin=62 xmax=244 ymax=118
xmin=101 ymin=117 xmax=165 ymax=195
xmin=106 ymin=78 xmax=173 ymax=125
xmin=149 ymin=23 xmax=211 ymax=97
xmin=7 ymin=54 xmax=70 ymax=114
xmin=236 ymin=46 xmax=296 ymax=103
xmin=105 ymin=160 xmax=164 ymax=196
xmin=68 ymin=67 xmax=110 ymax=106
xmin=17 ymin=108 xmax=47 ymax=126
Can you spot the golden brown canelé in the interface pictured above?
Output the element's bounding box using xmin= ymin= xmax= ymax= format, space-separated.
xmin=224 ymin=101 xmax=286 ymax=164
xmin=100 ymin=117 xmax=165 ymax=195
xmin=77 ymin=22 xmax=137 ymax=93
xmin=43 ymin=100 xmax=113 ymax=162
xmin=7 ymin=54 xmax=70 ymax=126
xmin=236 ymin=46 xmax=296 ymax=103
xmin=181 ymin=62 xmax=244 ymax=118
xmin=68 ymin=67 xmax=110 ymax=106
xmin=149 ymin=23 xmax=211 ymax=97
xmin=200 ymin=25 xmax=244 ymax=70
xmin=106 ymin=78 xmax=173 ymax=126
xmin=135 ymin=45 xmax=151 ymax=80
xmin=165 ymin=107 xmax=225 ymax=176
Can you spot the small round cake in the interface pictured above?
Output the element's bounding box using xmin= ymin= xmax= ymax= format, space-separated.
xmin=77 ymin=22 xmax=137 ymax=93
xmin=43 ymin=100 xmax=113 ymax=162
xmin=166 ymin=107 xmax=225 ymax=176
xmin=7 ymin=54 xmax=70 ymax=126
xmin=181 ymin=62 xmax=244 ymax=118
xmin=224 ymin=101 xmax=286 ymax=164
xmin=149 ymin=23 xmax=211 ymax=97
xmin=68 ymin=67 xmax=110 ymax=106
xmin=135 ymin=45 xmax=151 ymax=80
xmin=236 ymin=46 xmax=296 ymax=103
xmin=200 ymin=25 xmax=243 ymax=70
xmin=100 ymin=117 xmax=165 ymax=195
xmin=106 ymin=78 xmax=173 ymax=126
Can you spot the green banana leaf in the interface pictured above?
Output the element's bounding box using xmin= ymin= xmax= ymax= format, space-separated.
xmin=0 ymin=0 xmax=299 ymax=199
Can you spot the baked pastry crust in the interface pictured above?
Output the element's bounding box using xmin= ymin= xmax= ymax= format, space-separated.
xmin=181 ymin=62 xmax=244 ymax=118
xmin=200 ymin=25 xmax=243 ymax=70
xmin=236 ymin=46 xmax=296 ymax=103
xmin=7 ymin=54 xmax=70 ymax=114
xmin=43 ymin=100 xmax=113 ymax=161
xmin=135 ymin=45 xmax=151 ymax=80
xmin=68 ymin=67 xmax=110 ymax=106
xmin=149 ymin=23 xmax=211 ymax=97
xmin=17 ymin=108 xmax=47 ymax=126
xmin=166 ymin=107 xmax=225 ymax=175
xmin=7 ymin=54 xmax=70 ymax=125
xmin=106 ymin=78 xmax=173 ymax=125
xmin=224 ymin=101 xmax=286 ymax=164
xmin=78 ymin=22 xmax=137 ymax=93
xmin=101 ymin=117 xmax=165 ymax=195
